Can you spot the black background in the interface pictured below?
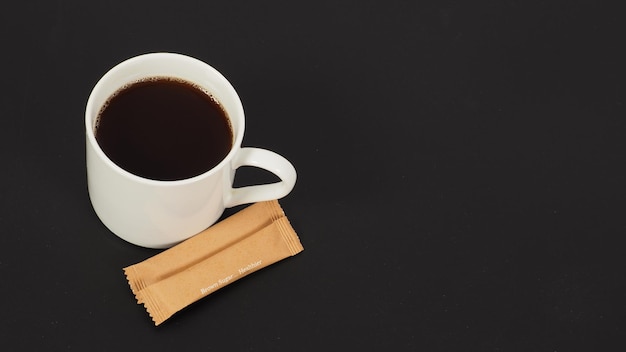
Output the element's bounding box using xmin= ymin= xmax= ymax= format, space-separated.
xmin=1 ymin=1 xmax=625 ymax=350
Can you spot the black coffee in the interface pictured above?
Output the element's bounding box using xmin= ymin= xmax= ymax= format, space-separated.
xmin=95 ymin=77 xmax=233 ymax=181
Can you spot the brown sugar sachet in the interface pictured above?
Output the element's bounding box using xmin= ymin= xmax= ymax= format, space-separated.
xmin=124 ymin=200 xmax=285 ymax=302
xmin=123 ymin=201 xmax=303 ymax=325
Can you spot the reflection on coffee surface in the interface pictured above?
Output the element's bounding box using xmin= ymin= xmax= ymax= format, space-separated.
xmin=95 ymin=77 xmax=233 ymax=181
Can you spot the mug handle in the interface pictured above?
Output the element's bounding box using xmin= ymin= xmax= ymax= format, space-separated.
xmin=224 ymin=147 xmax=297 ymax=208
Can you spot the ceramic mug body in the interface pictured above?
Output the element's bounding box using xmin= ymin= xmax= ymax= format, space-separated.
xmin=85 ymin=53 xmax=296 ymax=248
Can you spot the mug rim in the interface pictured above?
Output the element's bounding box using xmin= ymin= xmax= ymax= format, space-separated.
xmin=85 ymin=52 xmax=245 ymax=187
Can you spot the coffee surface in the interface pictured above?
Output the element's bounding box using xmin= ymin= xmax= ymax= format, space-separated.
xmin=95 ymin=77 xmax=233 ymax=181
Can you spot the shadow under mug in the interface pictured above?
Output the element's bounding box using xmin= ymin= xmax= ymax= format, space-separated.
xmin=85 ymin=52 xmax=297 ymax=248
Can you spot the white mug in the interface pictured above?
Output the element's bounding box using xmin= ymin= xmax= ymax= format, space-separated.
xmin=85 ymin=53 xmax=297 ymax=248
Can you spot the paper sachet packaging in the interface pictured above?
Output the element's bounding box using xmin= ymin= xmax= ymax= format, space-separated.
xmin=123 ymin=200 xmax=303 ymax=325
